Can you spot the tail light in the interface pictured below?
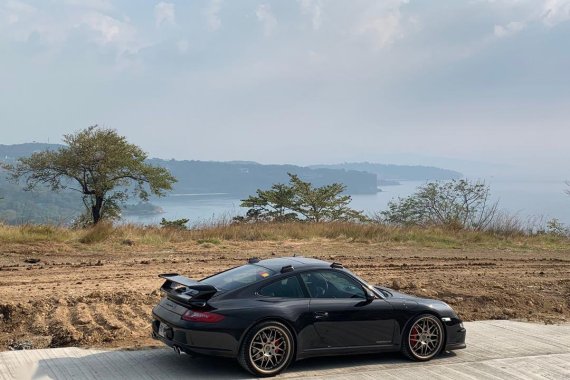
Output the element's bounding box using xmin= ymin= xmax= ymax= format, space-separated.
xmin=181 ymin=310 xmax=225 ymax=323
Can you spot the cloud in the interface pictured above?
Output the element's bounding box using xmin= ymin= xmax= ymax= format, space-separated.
xmin=0 ymin=1 xmax=68 ymax=45
xmin=491 ymin=1 xmax=570 ymax=39
xmin=81 ymin=12 xmax=137 ymax=49
xmin=256 ymin=4 xmax=277 ymax=37
xmin=155 ymin=2 xmax=175 ymax=27
xmin=541 ymin=0 xmax=570 ymax=26
xmin=298 ymin=0 xmax=322 ymax=30
xmin=494 ymin=21 xmax=525 ymax=38
xmin=0 ymin=0 xmax=35 ymax=27
xmin=354 ymin=1 xmax=408 ymax=49
xmin=4 ymin=0 xmax=35 ymax=13
xmin=63 ymin=0 xmax=114 ymax=12
xmin=204 ymin=0 xmax=222 ymax=31
xmin=0 ymin=0 xmax=142 ymax=55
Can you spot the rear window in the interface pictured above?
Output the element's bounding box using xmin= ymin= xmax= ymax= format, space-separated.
xmin=259 ymin=276 xmax=305 ymax=298
xmin=200 ymin=264 xmax=276 ymax=291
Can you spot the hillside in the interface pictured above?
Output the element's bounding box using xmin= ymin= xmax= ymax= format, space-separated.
xmin=148 ymin=159 xmax=378 ymax=196
xmin=0 ymin=143 xmax=463 ymax=224
xmin=311 ymin=162 xmax=462 ymax=182
xmin=1 ymin=144 xmax=378 ymax=195
xmin=0 ymin=143 xmax=63 ymax=161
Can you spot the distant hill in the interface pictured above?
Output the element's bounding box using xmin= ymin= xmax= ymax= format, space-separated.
xmin=0 ymin=143 xmax=378 ymax=223
xmin=310 ymin=162 xmax=462 ymax=182
xmin=0 ymin=143 xmax=63 ymax=161
xmin=0 ymin=144 xmax=378 ymax=195
xmin=0 ymin=144 xmax=463 ymax=224
xmin=148 ymin=159 xmax=378 ymax=196
xmin=0 ymin=144 xmax=462 ymax=195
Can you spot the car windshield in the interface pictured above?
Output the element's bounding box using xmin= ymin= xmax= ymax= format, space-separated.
xmin=200 ymin=264 xmax=277 ymax=291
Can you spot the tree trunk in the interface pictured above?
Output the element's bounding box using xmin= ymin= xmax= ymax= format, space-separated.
xmin=92 ymin=195 xmax=103 ymax=224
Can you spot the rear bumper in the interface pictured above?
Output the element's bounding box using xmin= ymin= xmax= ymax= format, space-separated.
xmin=151 ymin=306 xmax=240 ymax=358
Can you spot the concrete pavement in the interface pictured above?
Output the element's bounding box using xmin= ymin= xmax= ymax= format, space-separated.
xmin=1 ymin=320 xmax=569 ymax=379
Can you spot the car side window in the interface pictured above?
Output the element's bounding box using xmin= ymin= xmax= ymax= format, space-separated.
xmin=300 ymin=270 xmax=366 ymax=299
xmin=259 ymin=276 xmax=305 ymax=298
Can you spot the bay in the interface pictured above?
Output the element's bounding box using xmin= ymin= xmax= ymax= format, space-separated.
xmin=124 ymin=180 xmax=570 ymax=226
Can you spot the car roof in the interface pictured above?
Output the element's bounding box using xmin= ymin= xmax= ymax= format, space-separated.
xmin=254 ymin=257 xmax=333 ymax=272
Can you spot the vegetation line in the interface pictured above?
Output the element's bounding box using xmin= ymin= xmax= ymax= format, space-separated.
xmin=1 ymin=221 xmax=568 ymax=251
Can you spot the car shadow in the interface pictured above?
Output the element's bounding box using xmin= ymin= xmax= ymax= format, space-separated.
xmin=29 ymin=349 xmax=248 ymax=380
xmin=288 ymin=350 xmax=458 ymax=374
xmin=28 ymin=348 xmax=458 ymax=379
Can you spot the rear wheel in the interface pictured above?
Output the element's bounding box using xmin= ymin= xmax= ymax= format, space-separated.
xmin=238 ymin=321 xmax=294 ymax=377
xmin=402 ymin=314 xmax=444 ymax=361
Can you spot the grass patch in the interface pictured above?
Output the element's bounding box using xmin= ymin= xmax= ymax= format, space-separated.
xmin=0 ymin=223 xmax=72 ymax=243
xmin=79 ymin=222 xmax=115 ymax=244
xmin=197 ymin=238 xmax=221 ymax=245
xmin=0 ymin=221 xmax=569 ymax=251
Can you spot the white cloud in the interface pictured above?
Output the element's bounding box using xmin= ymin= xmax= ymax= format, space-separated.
xmin=63 ymin=0 xmax=114 ymax=12
xmin=0 ymin=1 xmax=68 ymax=45
xmin=494 ymin=21 xmax=525 ymax=38
xmin=155 ymin=2 xmax=175 ymax=27
xmin=1 ymin=0 xmax=34 ymax=27
xmin=0 ymin=1 xmax=142 ymax=55
xmin=541 ymin=0 xmax=570 ymax=26
xmin=299 ymin=0 xmax=322 ymax=30
xmin=4 ymin=0 xmax=35 ymax=13
xmin=256 ymin=4 xmax=277 ymax=37
xmin=354 ymin=1 xmax=408 ymax=49
xmin=79 ymin=11 xmax=140 ymax=54
xmin=490 ymin=0 xmax=570 ymax=39
xmin=204 ymin=0 xmax=222 ymax=31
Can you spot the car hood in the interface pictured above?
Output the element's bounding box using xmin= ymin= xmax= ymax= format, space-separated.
xmin=375 ymin=286 xmax=455 ymax=313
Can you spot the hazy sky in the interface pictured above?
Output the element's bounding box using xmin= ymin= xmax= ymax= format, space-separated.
xmin=1 ymin=0 xmax=569 ymax=178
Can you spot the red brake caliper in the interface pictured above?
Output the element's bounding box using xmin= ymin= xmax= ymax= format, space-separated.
xmin=274 ymin=338 xmax=282 ymax=353
xmin=410 ymin=326 xmax=418 ymax=345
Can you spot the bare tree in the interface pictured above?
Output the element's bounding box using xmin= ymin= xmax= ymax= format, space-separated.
xmin=381 ymin=179 xmax=498 ymax=230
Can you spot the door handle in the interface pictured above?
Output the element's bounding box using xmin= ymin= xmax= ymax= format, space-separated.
xmin=314 ymin=311 xmax=329 ymax=319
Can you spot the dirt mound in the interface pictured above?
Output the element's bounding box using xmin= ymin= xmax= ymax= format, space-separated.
xmin=1 ymin=291 xmax=160 ymax=350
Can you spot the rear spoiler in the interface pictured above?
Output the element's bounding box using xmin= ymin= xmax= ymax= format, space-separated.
xmin=159 ymin=273 xmax=217 ymax=306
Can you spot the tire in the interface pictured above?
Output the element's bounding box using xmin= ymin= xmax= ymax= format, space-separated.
xmin=238 ymin=321 xmax=295 ymax=377
xmin=402 ymin=314 xmax=445 ymax=361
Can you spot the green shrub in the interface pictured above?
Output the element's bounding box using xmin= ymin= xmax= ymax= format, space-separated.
xmin=160 ymin=218 xmax=189 ymax=230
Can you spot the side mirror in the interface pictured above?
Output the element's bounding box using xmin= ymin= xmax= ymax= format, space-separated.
xmin=365 ymin=289 xmax=375 ymax=302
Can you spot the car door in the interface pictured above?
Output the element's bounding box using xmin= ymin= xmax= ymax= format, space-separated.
xmin=300 ymin=270 xmax=396 ymax=349
xmin=257 ymin=275 xmax=320 ymax=352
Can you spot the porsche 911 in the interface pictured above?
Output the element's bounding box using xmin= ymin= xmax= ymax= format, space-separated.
xmin=151 ymin=256 xmax=466 ymax=376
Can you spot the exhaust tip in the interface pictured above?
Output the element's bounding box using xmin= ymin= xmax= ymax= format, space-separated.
xmin=173 ymin=345 xmax=181 ymax=355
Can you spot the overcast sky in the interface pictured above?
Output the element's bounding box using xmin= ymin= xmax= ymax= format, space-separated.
xmin=1 ymin=0 xmax=569 ymax=178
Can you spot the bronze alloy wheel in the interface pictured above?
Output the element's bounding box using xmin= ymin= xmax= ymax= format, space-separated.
xmin=239 ymin=321 xmax=294 ymax=377
xmin=404 ymin=315 xmax=444 ymax=361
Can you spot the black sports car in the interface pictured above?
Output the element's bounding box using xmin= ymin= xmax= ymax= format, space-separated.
xmin=152 ymin=257 xmax=466 ymax=377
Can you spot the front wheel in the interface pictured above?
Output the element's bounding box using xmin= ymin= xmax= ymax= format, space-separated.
xmin=402 ymin=314 xmax=445 ymax=361
xmin=238 ymin=321 xmax=295 ymax=377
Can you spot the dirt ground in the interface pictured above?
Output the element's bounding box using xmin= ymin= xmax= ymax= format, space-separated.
xmin=0 ymin=239 xmax=569 ymax=351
